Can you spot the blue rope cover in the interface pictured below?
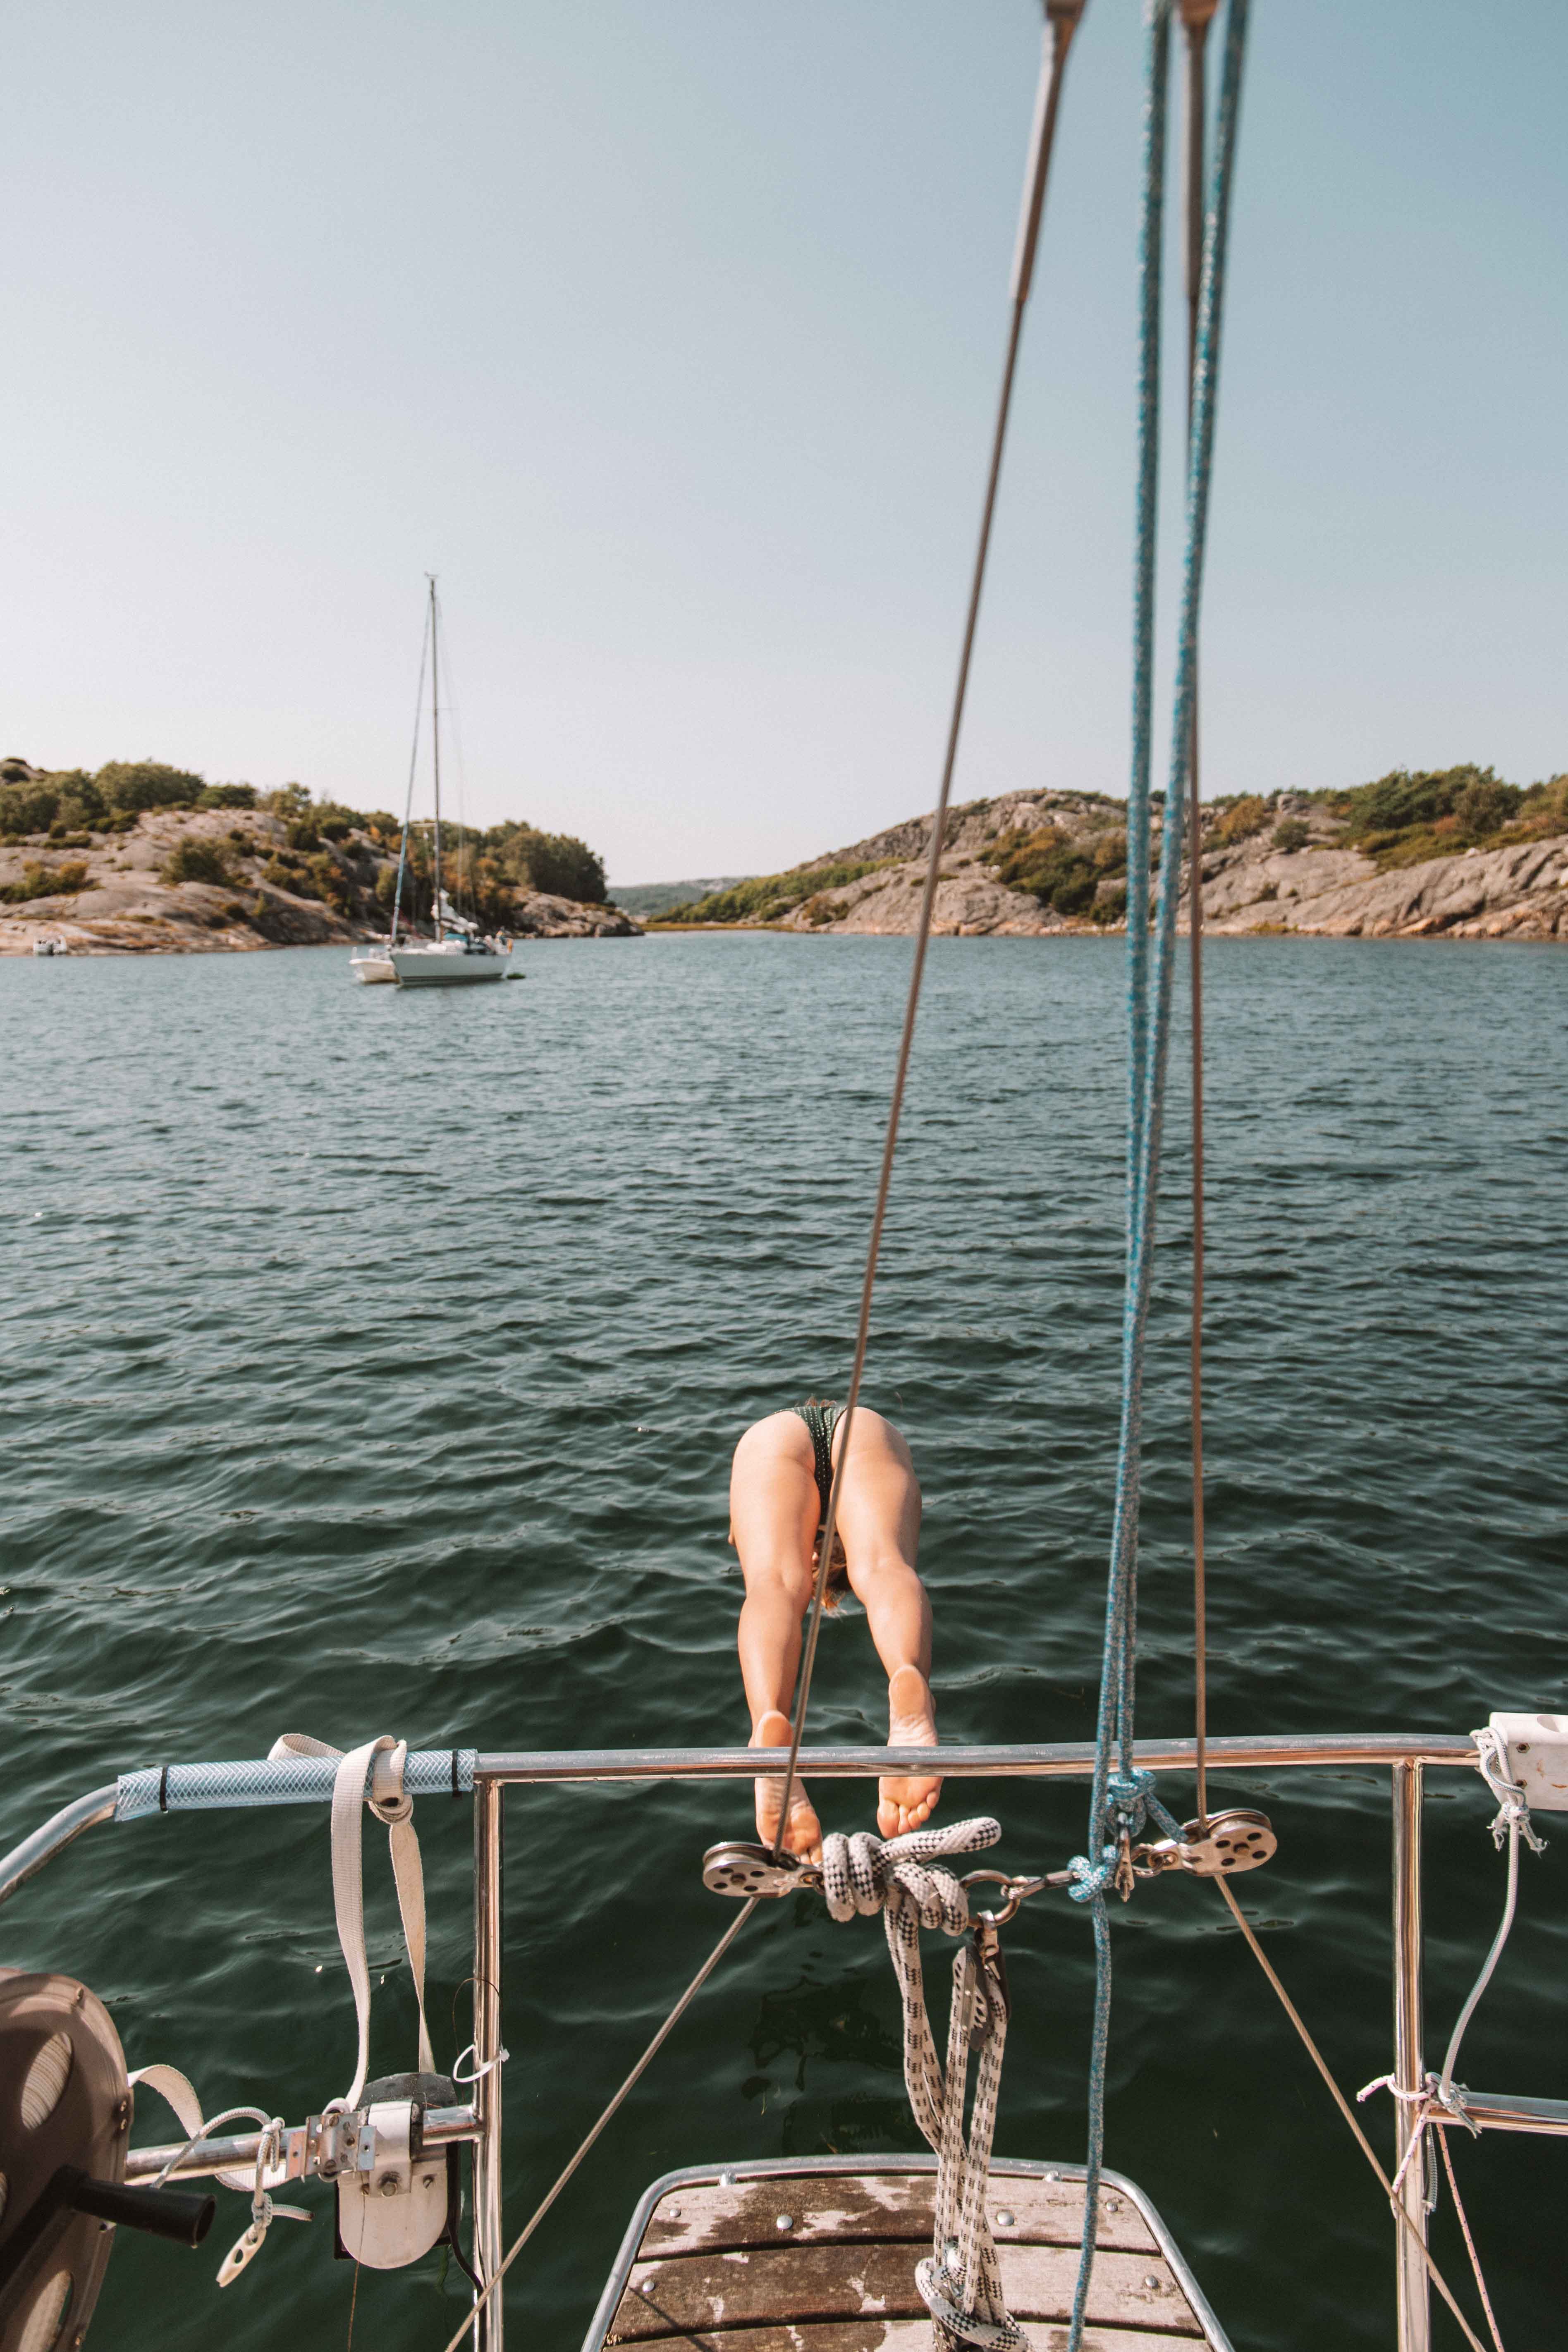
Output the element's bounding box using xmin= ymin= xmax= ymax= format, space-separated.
xmin=1067 ymin=4 xmax=1251 ymax=2345
xmin=114 ymin=1748 xmax=477 ymax=1821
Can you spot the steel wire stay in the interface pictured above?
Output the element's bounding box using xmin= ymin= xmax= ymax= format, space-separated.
xmin=770 ymin=0 xmax=1089 ymax=1860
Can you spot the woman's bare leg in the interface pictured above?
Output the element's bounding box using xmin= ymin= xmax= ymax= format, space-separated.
xmin=730 ymin=1412 xmax=824 ymax=1860
xmin=834 ymin=1410 xmax=942 ymax=1838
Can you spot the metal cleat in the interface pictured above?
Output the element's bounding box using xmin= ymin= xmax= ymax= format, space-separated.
xmin=1136 ymin=1809 xmax=1276 ymax=1878
xmin=703 ymin=1840 xmax=822 ymax=1899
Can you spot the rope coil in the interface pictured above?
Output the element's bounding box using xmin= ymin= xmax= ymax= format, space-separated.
xmin=816 ymin=1818 xmax=1021 ymax=2351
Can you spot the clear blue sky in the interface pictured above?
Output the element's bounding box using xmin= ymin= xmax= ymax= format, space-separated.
xmin=5 ymin=1 xmax=1565 ymax=883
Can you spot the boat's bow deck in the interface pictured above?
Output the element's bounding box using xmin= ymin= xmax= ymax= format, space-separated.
xmin=586 ymin=2158 xmax=1229 ymax=2352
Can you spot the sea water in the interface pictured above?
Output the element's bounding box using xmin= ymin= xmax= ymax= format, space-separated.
xmin=2 ymin=933 xmax=1565 ymax=2347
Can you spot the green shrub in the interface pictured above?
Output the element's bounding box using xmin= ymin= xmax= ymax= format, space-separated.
xmin=2 ymin=860 xmax=88 ymax=903
xmin=1213 ymin=794 xmax=1269 ymax=845
xmin=285 ymin=819 xmax=322 ymax=851
xmin=307 ymin=851 xmax=351 ymax=910
xmin=263 ymin=783 xmax=312 ymax=822
xmin=496 ymin=825 xmax=607 ymax=904
xmin=1340 ymin=765 xmax=1477 ymax=840
xmin=0 ymin=780 xmax=61 ymax=835
xmin=1520 ymin=775 xmax=1568 ymax=834
xmin=161 ymin=837 xmax=234 ymax=887
xmin=310 ymin=801 xmax=362 ymax=843
xmin=986 ymin=823 xmax=1119 ymax=916
xmin=1453 ymin=774 xmax=1523 ymax=837
xmin=1272 ymin=818 xmax=1310 ymax=854
xmin=198 ymin=782 xmax=256 ymax=810
xmin=95 ymin=759 xmax=207 ymax=814
xmin=1332 ymin=764 xmax=1543 ymax=868
xmin=263 ymin=855 xmax=317 ymax=897
xmin=659 ymin=856 xmax=891 ymax=925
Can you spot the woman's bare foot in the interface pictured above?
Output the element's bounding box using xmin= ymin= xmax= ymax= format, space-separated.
xmin=751 ymin=1710 xmax=822 ymax=1863
xmin=879 ymin=1665 xmax=941 ymax=1838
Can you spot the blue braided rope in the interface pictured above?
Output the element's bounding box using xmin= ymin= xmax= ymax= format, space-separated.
xmin=1124 ymin=0 xmax=1169 ymax=1249
xmin=1068 ymin=7 xmax=1251 ymax=2347
xmin=1085 ymin=0 xmax=1173 ymax=1935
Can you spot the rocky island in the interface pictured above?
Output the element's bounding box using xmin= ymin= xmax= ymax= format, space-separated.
xmin=653 ymin=765 xmax=1568 ymax=944
xmin=0 ymin=759 xmax=641 ymax=954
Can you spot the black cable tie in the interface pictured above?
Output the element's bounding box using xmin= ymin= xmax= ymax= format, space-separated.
xmin=158 ymin=1765 xmax=170 ymax=1814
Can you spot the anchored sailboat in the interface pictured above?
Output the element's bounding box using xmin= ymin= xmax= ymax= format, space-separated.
xmin=351 ymin=577 xmax=512 ymax=987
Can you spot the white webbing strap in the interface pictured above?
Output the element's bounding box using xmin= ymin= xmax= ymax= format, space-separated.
xmin=127 ymin=2063 xmax=254 ymax=2193
xmin=269 ymin=1731 xmax=435 ymax=2105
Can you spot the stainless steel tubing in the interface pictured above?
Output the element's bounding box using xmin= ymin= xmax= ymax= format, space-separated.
xmin=1392 ymin=1762 xmax=1430 ymax=2352
xmin=0 ymin=1783 xmax=117 ymax=1910
xmin=1431 ymin=2089 xmax=1568 ymax=2137
xmin=123 ymin=2106 xmax=482 ymax=2183
xmin=125 ymin=2133 xmax=275 ymax=2183
xmin=473 ymin=1776 xmax=505 ymax=2352
xmin=473 ymin=1733 xmax=1477 ymax=1785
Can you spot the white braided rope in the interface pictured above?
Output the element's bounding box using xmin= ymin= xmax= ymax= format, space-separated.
xmin=820 ymin=1818 xmax=1023 ymax=2351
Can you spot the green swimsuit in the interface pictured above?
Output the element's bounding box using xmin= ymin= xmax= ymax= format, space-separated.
xmin=791 ymin=1398 xmax=844 ymax=1539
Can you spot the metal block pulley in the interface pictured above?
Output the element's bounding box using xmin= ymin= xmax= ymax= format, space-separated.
xmin=702 ymin=1841 xmax=821 ymax=1900
xmin=1137 ymin=1809 xmax=1276 ymax=1878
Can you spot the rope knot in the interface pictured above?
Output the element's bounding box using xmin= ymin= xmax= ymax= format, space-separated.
xmin=1107 ymin=1767 xmax=1154 ymax=1839
xmin=820 ymin=1818 xmax=1000 ymax=1935
xmin=1066 ymin=1848 xmax=1115 ymax=1905
xmin=1471 ymin=1727 xmax=1546 ymax=1855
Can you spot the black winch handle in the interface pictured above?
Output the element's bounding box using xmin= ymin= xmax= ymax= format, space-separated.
xmin=60 ymin=2167 xmax=216 ymax=2249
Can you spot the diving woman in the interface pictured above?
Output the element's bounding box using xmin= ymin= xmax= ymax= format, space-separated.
xmin=729 ymin=1401 xmax=940 ymax=1863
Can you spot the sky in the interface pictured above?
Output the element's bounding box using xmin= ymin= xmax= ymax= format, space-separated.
xmin=4 ymin=1 xmax=1566 ymax=885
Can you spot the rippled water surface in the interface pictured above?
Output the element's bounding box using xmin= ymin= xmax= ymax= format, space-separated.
xmin=3 ymin=933 xmax=1566 ymax=2349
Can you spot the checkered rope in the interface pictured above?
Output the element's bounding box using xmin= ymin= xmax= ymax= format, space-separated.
xmin=821 ymin=1818 xmax=1023 ymax=2350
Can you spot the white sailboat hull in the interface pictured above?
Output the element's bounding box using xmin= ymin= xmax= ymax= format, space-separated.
xmin=388 ymin=941 xmax=510 ymax=986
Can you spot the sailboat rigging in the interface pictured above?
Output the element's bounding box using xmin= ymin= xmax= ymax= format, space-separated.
xmin=351 ymin=577 xmax=513 ymax=987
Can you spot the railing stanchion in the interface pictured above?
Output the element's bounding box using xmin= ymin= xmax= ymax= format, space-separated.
xmin=473 ymin=1776 xmax=505 ymax=2351
xmin=1392 ymin=1760 xmax=1430 ymax=2352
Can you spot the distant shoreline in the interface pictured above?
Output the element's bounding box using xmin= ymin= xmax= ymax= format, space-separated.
xmin=642 ymin=777 xmax=1568 ymax=946
xmin=0 ymin=803 xmax=642 ymax=958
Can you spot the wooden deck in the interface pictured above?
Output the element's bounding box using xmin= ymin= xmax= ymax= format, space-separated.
xmin=590 ymin=2163 xmax=1227 ymax=2352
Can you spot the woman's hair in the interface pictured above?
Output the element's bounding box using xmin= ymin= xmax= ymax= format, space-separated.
xmin=819 ymin=1533 xmax=850 ymax=1611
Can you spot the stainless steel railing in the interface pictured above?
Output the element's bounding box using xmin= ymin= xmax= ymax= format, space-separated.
xmin=0 ymin=1733 xmax=1505 ymax=2352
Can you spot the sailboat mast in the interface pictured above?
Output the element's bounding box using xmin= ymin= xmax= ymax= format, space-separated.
xmin=429 ymin=574 xmax=444 ymax=941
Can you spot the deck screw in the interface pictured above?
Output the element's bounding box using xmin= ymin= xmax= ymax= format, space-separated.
xmin=1144 ymin=2276 xmax=1160 ymax=2290
xmin=994 ymin=2210 xmax=1014 ymax=2229
xmin=775 ymin=2214 xmax=794 ymax=2231
xmin=667 ymin=2205 xmax=681 ymax=2219
xmin=1044 ymin=2170 xmax=1060 ymax=2183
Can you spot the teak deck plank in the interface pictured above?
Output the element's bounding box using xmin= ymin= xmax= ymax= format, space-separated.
xmin=607 ymin=2326 xmax=1199 ymax=2352
xmin=610 ymin=2243 xmax=1202 ymax=2341
xmin=641 ymin=2175 xmax=1156 ymax=2260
